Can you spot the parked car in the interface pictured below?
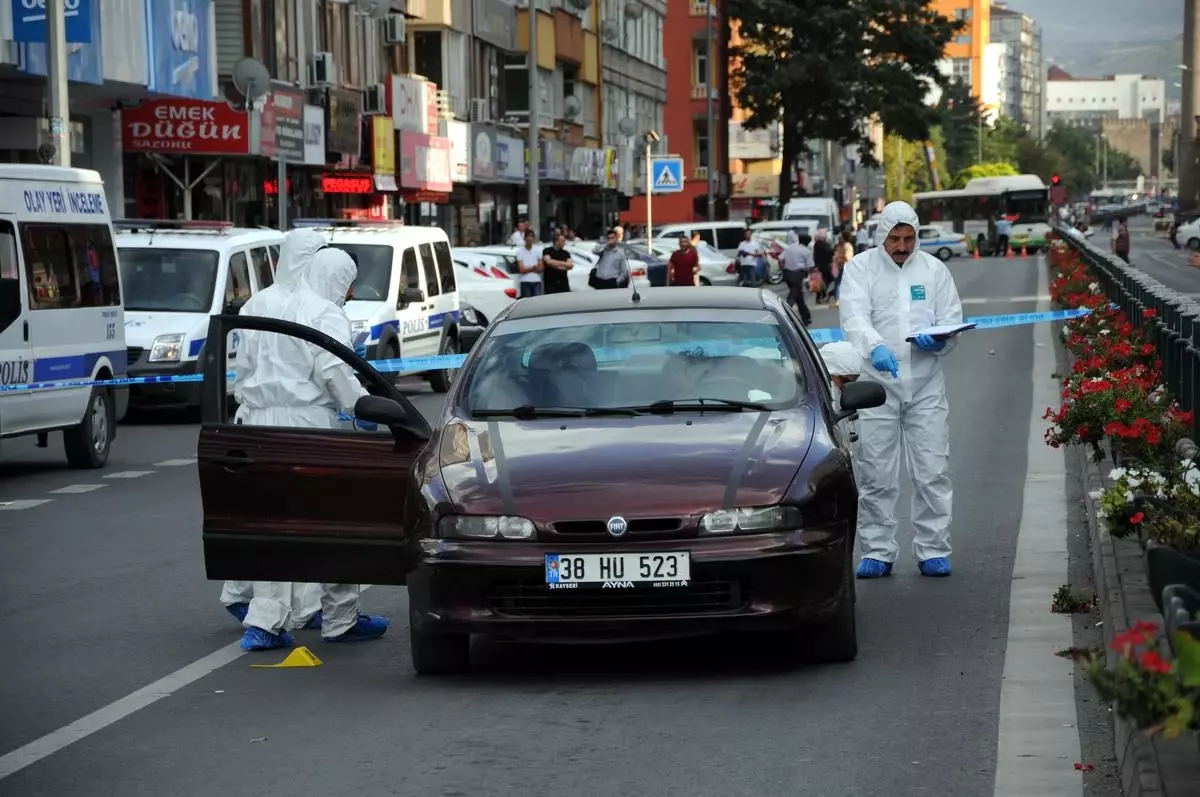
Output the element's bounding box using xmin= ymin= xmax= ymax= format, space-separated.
xmin=917 ymin=225 xmax=969 ymax=261
xmin=197 ymin=286 xmax=887 ymax=674
xmin=628 ymin=238 xmax=739 ymax=286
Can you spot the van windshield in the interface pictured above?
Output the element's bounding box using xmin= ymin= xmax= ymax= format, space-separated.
xmin=118 ymin=248 xmax=219 ymax=313
xmin=781 ymin=213 xmax=832 ymax=229
xmin=326 ymin=243 xmax=393 ymax=301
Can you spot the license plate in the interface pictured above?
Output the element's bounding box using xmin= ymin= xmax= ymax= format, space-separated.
xmin=544 ymin=552 xmax=690 ymax=589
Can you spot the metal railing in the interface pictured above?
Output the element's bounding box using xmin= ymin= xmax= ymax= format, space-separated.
xmin=1057 ymin=225 xmax=1200 ymax=439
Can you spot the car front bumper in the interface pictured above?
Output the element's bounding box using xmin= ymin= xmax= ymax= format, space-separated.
xmin=407 ymin=526 xmax=851 ymax=642
xmin=126 ymin=349 xmax=201 ymax=408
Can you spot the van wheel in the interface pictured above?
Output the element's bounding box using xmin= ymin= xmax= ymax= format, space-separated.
xmin=429 ymin=336 xmax=459 ymax=394
xmin=64 ymin=387 xmax=112 ymax=469
xmin=381 ymin=340 xmax=402 ymax=386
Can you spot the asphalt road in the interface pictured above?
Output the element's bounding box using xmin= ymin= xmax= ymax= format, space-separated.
xmin=0 ymin=263 xmax=1117 ymax=797
xmin=1120 ymin=215 xmax=1200 ymax=295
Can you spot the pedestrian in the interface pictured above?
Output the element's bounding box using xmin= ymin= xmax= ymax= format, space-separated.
xmin=855 ymin=223 xmax=870 ymax=253
xmin=540 ymin=232 xmax=574 ymax=294
xmin=224 ymin=231 xmax=389 ymax=650
xmin=590 ymin=227 xmax=631 ymax=289
xmin=509 ymin=218 xmax=527 ymax=247
xmin=1112 ymin=216 xmax=1131 ymax=263
xmin=515 ymin=229 xmax=545 ymax=297
xmin=838 ymin=200 xmax=964 ymax=579
xmin=735 ymin=228 xmax=763 ymax=286
xmin=995 ymin=214 xmax=1011 ymax=257
xmin=812 ymin=229 xmax=834 ymax=302
xmin=828 ymin=230 xmax=854 ymax=308
xmin=778 ymin=231 xmax=813 ymax=325
xmin=668 ymin=236 xmax=700 ymax=286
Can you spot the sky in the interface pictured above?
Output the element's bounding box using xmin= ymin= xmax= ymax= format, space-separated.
xmin=995 ymin=0 xmax=1180 ymax=46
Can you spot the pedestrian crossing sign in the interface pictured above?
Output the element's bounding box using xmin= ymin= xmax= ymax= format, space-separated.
xmin=650 ymin=157 xmax=685 ymax=194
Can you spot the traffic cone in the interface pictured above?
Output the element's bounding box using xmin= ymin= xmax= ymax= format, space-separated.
xmin=1006 ymin=244 xmax=1014 ymax=258
xmin=1021 ymin=243 xmax=1028 ymax=257
xmin=973 ymin=246 xmax=981 ymax=260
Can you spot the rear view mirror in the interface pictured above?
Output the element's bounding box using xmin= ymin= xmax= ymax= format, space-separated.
xmin=354 ymin=395 xmax=411 ymax=427
xmin=837 ymin=380 xmax=886 ymax=421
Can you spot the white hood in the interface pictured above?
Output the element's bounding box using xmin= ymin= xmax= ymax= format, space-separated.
xmin=873 ymin=201 xmax=921 ymax=257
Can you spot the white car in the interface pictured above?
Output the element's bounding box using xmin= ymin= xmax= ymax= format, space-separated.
xmin=918 ymin=226 xmax=969 ymax=261
xmin=1178 ymin=219 xmax=1200 ymax=251
xmin=451 ymin=252 xmax=519 ymax=325
xmin=630 ymin=239 xmax=739 ymax=286
xmin=460 ymin=242 xmax=652 ymax=291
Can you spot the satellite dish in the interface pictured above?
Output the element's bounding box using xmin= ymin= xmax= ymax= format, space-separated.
xmin=563 ymin=95 xmax=581 ymax=120
xmin=224 ymin=58 xmax=271 ymax=111
xmin=618 ymin=117 xmax=637 ymax=137
xmin=601 ymin=19 xmax=620 ymax=40
xmin=355 ymin=0 xmax=391 ymax=20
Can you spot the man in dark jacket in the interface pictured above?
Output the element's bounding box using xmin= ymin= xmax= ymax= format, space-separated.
xmin=812 ymin=229 xmax=835 ymax=303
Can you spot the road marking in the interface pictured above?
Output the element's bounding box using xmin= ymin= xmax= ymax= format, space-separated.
xmin=48 ymin=484 xmax=106 ymax=495
xmin=992 ymin=254 xmax=1081 ymax=795
xmin=154 ymin=459 xmax=196 ymax=467
xmin=102 ymin=470 xmax=156 ymax=480
xmin=0 ymin=499 xmax=52 ymax=511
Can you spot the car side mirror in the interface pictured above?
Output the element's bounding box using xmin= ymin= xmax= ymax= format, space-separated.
xmin=399 ymin=287 xmax=425 ymax=308
xmin=354 ymin=395 xmax=412 ymax=427
xmin=836 ymin=380 xmax=886 ymax=421
xmin=224 ymin=296 xmax=248 ymax=315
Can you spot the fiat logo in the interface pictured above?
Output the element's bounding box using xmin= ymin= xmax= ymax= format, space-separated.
xmin=606 ymin=516 xmax=628 ymax=537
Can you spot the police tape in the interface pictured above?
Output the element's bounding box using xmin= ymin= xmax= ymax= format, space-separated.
xmin=0 ymin=307 xmax=1097 ymax=396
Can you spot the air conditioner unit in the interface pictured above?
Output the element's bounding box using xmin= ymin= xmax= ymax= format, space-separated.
xmin=384 ymin=14 xmax=406 ymax=44
xmin=363 ymin=84 xmax=387 ymax=115
xmin=436 ymin=89 xmax=454 ymax=119
xmin=310 ymin=52 xmax=336 ymax=87
xmin=469 ymin=98 xmax=491 ymax=123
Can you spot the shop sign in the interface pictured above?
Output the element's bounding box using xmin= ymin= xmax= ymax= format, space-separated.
xmin=273 ymin=85 xmax=306 ymax=162
xmin=569 ymin=146 xmax=591 ymax=183
xmin=257 ymin=95 xmax=278 ymax=159
xmin=122 ymin=98 xmax=249 ymax=155
xmin=16 ymin=0 xmax=101 ymax=85
xmin=11 ymin=0 xmax=92 ymax=43
xmin=731 ymin=173 xmax=779 ymax=198
xmin=399 ymin=131 xmax=452 ymax=193
xmin=326 ymin=89 xmax=362 ymax=157
xmin=388 ymin=75 xmax=430 ymax=135
xmin=472 ymin=0 xmax=516 ymax=51
xmin=372 ymin=116 xmax=397 ymax=192
xmin=441 ymin=120 xmax=470 ymax=183
xmin=495 ymin=134 xmax=526 ymax=183
xmin=303 ymin=104 xmax=326 ymax=166
xmin=145 ymin=0 xmax=214 ymax=100
xmin=470 ymin=124 xmax=497 ymax=182
xmin=538 ymin=140 xmax=566 ymax=181
xmin=321 ymin=174 xmax=374 ymax=194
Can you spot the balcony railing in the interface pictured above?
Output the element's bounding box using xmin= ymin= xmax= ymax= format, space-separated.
xmin=690 ymin=84 xmax=711 ymax=100
xmin=689 ymin=0 xmax=715 ymax=16
xmin=694 ymin=166 xmax=708 ymax=180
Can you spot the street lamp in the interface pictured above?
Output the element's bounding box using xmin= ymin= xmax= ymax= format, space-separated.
xmin=644 ymin=129 xmax=660 ymax=251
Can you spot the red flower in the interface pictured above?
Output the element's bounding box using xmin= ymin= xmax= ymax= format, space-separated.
xmin=1115 ymin=398 xmax=1133 ymax=413
xmin=1076 ymin=425 xmax=1090 ymax=439
xmin=1144 ymin=308 xmax=1157 ymax=319
xmin=1139 ymin=650 xmax=1171 ymax=674
xmin=1129 ymin=511 xmax=1145 ymax=525
xmin=1140 ymin=343 xmax=1155 ymax=356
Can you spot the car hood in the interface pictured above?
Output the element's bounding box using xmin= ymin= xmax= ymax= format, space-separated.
xmin=437 ymin=407 xmax=815 ymax=521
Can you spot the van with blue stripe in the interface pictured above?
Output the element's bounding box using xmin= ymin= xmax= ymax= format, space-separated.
xmin=0 ymin=165 xmax=127 ymax=468
xmin=294 ymin=220 xmax=462 ymax=393
xmin=113 ymin=221 xmax=284 ymax=411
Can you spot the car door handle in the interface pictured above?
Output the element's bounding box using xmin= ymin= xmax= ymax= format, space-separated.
xmin=213 ymin=451 xmax=256 ymax=469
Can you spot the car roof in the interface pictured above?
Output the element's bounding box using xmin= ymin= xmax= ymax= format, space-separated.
xmin=501 ymin=286 xmax=779 ymax=320
xmin=115 ymin=228 xmax=283 ymax=250
xmin=317 ymin=226 xmax=449 ymax=244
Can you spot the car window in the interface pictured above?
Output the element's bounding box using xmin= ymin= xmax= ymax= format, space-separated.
xmin=460 ymin=310 xmax=802 ymax=414
xmin=433 ymin=241 xmax=456 ymax=294
xmin=21 ymin=223 xmax=122 ymax=310
xmin=418 ymin=243 xmax=440 ymax=297
xmin=398 ymin=247 xmax=420 ymax=307
xmin=225 ymin=251 xmax=252 ymax=306
xmin=250 ymin=246 xmax=273 ymax=289
xmin=268 ymin=244 xmax=280 ymax=265
xmin=325 ymin=243 xmax=393 ymax=303
xmin=715 ymin=227 xmax=745 ymax=250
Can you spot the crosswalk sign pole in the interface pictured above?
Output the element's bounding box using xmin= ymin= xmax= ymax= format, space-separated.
xmin=645 ymin=138 xmax=653 ymax=253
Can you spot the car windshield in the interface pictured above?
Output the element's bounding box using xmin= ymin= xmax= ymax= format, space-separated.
xmin=326 ymin=243 xmax=392 ymax=301
xmin=460 ymin=309 xmax=803 ymax=415
xmin=118 ymin=248 xmax=219 ymax=313
xmin=782 ymin=214 xmax=830 ymax=228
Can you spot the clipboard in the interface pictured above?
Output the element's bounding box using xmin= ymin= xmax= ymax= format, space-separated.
xmin=905 ymin=322 xmax=977 ymax=342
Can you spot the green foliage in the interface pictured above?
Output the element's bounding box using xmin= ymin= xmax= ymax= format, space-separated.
xmin=936 ymin=79 xmax=981 ymax=175
xmin=952 ymin=161 xmax=1019 ymax=189
xmin=883 ymin=128 xmax=948 ymax=203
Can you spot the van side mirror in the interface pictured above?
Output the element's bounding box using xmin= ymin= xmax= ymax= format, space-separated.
xmin=399 ymin=287 xmax=425 ymax=308
xmin=836 ymin=380 xmax=886 ymax=421
xmin=224 ymin=296 xmax=248 ymax=315
xmin=354 ymin=395 xmax=411 ymax=427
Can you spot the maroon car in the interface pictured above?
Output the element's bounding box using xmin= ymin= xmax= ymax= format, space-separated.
xmin=198 ymin=287 xmax=885 ymax=674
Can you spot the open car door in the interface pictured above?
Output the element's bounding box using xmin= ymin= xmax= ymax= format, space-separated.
xmin=198 ymin=314 xmax=433 ymax=585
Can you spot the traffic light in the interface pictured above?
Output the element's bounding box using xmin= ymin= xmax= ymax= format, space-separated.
xmin=1051 ymin=174 xmax=1061 ymax=186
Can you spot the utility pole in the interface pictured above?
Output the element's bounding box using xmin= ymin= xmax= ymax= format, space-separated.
xmin=46 ymin=0 xmax=70 ymax=166
xmin=705 ymin=0 xmax=716 ymax=221
xmin=1181 ymin=0 xmax=1200 ymax=210
xmin=526 ymin=0 xmax=540 ymax=236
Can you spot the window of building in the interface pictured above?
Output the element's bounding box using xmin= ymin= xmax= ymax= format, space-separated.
xmin=955 ymin=8 xmax=972 ymax=20
xmin=951 ymin=58 xmax=972 ymax=85
xmin=502 ymin=53 xmax=529 ymax=115
xmin=954 ymin=35 xmax=971 ymax=45
xmin=694 ymin=43 xmax=708 ymax=87
xmin=694 ymin=119 xmax=709 ymax=173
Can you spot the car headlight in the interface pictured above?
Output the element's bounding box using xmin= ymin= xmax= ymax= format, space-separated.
xmin=460 ymin=306 xmax=481 ymax=326
xmin=438 ymin=515 xmax=535 ymax=540
xmin=148 ymin=334 xmax=184 ymax=363
xmin=699 ymin=505 xmax=801 ymax=535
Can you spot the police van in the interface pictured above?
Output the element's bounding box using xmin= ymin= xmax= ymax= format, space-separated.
xmin=0 ymin=164 xmax=127 ymax=468
xmin=114 ymin=221 xmax=284 ymax=411
xmin=294 ymin=220 xmax=462 ymax=393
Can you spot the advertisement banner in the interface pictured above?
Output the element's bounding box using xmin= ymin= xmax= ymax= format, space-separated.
xmin=326 ymin=89 xmax=362 ymax=157
xmin=145 ymin=0 xmax=213 ymax=99
xmin=257 ymin=94 xmax=278 ymax=159
xmin=18 ymin=0 xmax=101 ymax=85
xmin=399 ymin=131 xmax=452 ymax=193
xmin=441 ymin=120 xmax=470 ymax=183
xmin=121 ymin=99 xmax=249 ymax=155
xmin=388 ymin=75 xmax=429 ymax=135
xmin=302 ymin=104 xmax=325 ymax=165
xmin=11 ymin=0 xmax=92 ymax=43
xmin=470 ymin=124 xmax=496 ymax=182
xmin=496 ymin=134 xmax=526 ymax=183
xmin=538 ymin=140 xmax=567 ymax=181
xmin=273 ymin=85 xmax=305 ymax=162
xmin=731 ymin=173 xmax=779 ymax=198
xmin=372 ymin=116 xmax=397 ymax=192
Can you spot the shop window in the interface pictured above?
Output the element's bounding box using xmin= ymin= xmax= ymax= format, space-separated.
xmin=398 ymin=247 xmax=421 ymax=308
xmin=250 ymin=246 xmax=274 ymax=289
xmin=433 ymin=241 xmax=456 ymax=294
xmin=419 ymin=243 xmax=440 ymax=296
xmin=225 ymin=251 xmax=253 ymax=308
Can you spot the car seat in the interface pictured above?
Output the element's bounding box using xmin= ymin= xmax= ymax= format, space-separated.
xmin=527 ymin=341 xmax=598 ymax=407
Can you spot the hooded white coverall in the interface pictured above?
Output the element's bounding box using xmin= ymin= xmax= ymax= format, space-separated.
xmin=220 ymin=232 xmax=370 ymax=638
xmin=837 ymin=202 xmax=963 ymax=564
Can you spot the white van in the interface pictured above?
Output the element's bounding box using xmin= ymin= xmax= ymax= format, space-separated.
xmin=299 ymin=220 xmax=462 ymax=393
xmin=0 ymin=164 xmax=127 ymax=468
xmin=654 ymin=221 xmax=749 ymax=257
xmin=114 ymin=221 xmax=284 ymax=411
xmin=781 ymin=197 xmax=842 ymax=231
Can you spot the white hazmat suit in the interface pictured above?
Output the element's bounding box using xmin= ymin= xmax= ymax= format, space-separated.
xmin=837 ymin=202 xmax=963 ymax=572
xmin=221 ymin=232 xmax=381 ymax=647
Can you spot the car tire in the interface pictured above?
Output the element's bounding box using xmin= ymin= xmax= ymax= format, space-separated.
xmin=936 ymin=247 xmax=952 ymax=262
xmin=805 ymin=561 xmax=858 ymax=664
xmin=1188 ymin=238 xmax=1200 ymax=252
xmin=698 ymin=276 xmax=711 ymax=286
xmin=64 ymin=386 xmax=112 ymax=469
xmin=381 ymin=340 xmax=401 ymax=386
xmin=767 ymin=269 xmax=784 ymax=285
xmin=428 ymin=335 xmax=459 ymax=394
xmin=409 ymin=612 xmax=470 ymax=674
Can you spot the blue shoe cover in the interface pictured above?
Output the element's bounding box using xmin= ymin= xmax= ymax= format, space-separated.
xmin=240 ymin=626 xmax=294 ymax=651
xmin=856 ymin=559 xmax=893 ymax=579
xmin=302 ymin=612 xmax=323 ymax=631
xmin=323 ymin=614 xmax=389 ymax=643
xmin=919 ymin=557 xmax=952 ymax=577
xmin=225 ymin=602 xmax=249 ymax=623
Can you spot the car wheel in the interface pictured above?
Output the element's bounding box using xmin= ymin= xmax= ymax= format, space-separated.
xmin=428 ymin=335 xmax=459 ymax=394
xmin=64 ymin=387 xmax=112 ymax=469
xmin=698 ymin=276 xmax=711 ymax=286
xmin=936 ymin=247 xmax=952 ymax=261
xmin=409 ymin=613 xmax=470 ymax=674
xmin=804 ymin=561 xmax=858 ymax=663
xmin=767 ymin=269 xmax=785 ymax=285
xmin=1189 ymin=238 xmax=1200 ymax=252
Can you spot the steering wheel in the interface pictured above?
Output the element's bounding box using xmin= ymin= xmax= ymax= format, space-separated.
xmin=701 ymin=375 xmax=753 ymax=402
xmin=165 ymin=293 xmax=206 ymax=312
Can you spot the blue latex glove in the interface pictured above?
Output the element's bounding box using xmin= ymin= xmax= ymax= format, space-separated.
xmin=870 ymin=344 xmax=900 ymax=378
xmin=913 ymin=333 xmax=947 ymax=353
xmin=354 ymin=417 xmax=379 ymax=431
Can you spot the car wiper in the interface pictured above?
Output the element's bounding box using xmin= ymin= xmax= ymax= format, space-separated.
xmin=471 ymin=405 xmax=641 ymax=419
xmin=642 ymin=398 xmax=771 ymax=414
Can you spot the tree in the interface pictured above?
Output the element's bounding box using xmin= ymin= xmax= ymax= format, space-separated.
xmin=937 ymin=79 xmax=982 ymax=176
xmin=729 ymin=0 xmax=962 ymax=206
xmin=883 ymin=128 xmax=949 ymax=203
xmin=952 ymin=161 xmax=1019 ymax=188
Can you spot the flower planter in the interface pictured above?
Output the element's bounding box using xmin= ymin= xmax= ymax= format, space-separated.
xmin=1146 ymin=540 xmax=1200 ymax=614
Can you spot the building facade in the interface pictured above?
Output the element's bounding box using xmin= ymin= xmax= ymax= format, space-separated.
xmin=931 ymin=0 xmax=990 ymax=103
xmin=1046 ymin=69 xmax=1166 ymax=131
xmin=990 ymin=3 xmax=1044 ymax=139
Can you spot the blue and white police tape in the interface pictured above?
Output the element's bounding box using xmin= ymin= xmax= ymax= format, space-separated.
xmin=0 ymin=307 xmax=1098 ymax=396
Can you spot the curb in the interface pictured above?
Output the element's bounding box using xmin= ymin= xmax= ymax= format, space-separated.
xmin=1076 ymin=443 xmax=1200 ymax=795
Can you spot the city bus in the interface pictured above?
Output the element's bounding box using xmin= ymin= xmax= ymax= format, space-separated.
xmin=914 ymin=174 xmax=1051 ymax=255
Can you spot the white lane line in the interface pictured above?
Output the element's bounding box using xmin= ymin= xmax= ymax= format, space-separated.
xmin=0 ymin=499 xmax=53 ymax=511
xmin=992 ymin=258 xmax=1081 ymax=795
xmin=154 ymin=459 xmax=196 ymax=467
xmin=47 ymin=484 xmax=107 ymax=495
xmin=102 ymin=470 xmax=156 ymax=480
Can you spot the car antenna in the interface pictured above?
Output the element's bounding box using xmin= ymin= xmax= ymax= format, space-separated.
xmin=631 ymin=280 xmax=641 ymax=303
